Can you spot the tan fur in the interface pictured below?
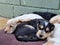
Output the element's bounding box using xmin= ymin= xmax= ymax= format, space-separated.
xmin=50 ymin=15 xmax=60 ymax=24
xmin=39 ymin=25 xmax=44 ymax=29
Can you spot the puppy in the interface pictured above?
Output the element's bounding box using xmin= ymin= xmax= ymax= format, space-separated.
xmin=4 ymin=14 xmax=43 ymax=33
xmin=13 ymin=19 xmax=55 ymax=41
xmin=33 ymin=19 xmax=55 ymax=40
xmin=49 ymin=15 xmax=60 ymax=24
xmin=43 ymin=24 xmax=60 ymax=45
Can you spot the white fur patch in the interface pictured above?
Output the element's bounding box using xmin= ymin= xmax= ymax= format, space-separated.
xmin=24 ymin=25 xmax=35 ymax=29
xmin=53 ymin=24 xmax=60 ymax=38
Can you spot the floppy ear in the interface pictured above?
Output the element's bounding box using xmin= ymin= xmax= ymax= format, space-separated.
xmin=48 ymin=23 xmax=55 ymax=30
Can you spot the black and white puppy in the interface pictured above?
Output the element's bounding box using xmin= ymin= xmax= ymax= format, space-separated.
xmin=13 ymin=19 xmax=55 ymax=41
xmin=28 ymin=19 xmax=55 ymax=39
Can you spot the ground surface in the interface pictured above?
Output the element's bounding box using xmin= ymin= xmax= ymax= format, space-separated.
xmin=0 ymin=17 xmax=9 ymax=30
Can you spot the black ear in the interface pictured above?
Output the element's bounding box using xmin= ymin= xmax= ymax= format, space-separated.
xmin=33 ymin=11 xmax=57 ymax=21
xmin=45 ymin=22 xmax=55 ymax=33
xmin=48 ymin=23 xmax=55 ymax=30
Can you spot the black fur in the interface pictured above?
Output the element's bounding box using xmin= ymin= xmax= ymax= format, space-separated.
xmin=13 ymin=24 xmax=39 ymax=41
xmin=33 ymin=11 xmax=57 ymax=21
xmin=45 ymin=23 xmax=55 ymax=33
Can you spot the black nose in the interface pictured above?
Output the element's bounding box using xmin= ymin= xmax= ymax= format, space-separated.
xmin=40 ymin=35 xmax=43 ymax=37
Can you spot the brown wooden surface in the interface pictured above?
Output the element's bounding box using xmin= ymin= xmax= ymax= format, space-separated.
xmin=0 ymin=17 xmax=9 ymax=30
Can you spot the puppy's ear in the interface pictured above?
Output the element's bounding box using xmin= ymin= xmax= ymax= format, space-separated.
xmin=48 ymin=23 xmax=55 ymax=30
xmin=51 ymin=26 xmax=55 ymax=30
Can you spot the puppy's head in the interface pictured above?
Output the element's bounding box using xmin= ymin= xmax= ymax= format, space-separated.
xmin=36 ymin=19 xmax=55 ymax=40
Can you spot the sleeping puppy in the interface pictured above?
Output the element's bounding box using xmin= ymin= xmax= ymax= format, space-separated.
xmin=13 ymin=19 xmax=55 ymax=41
xmin=49 ymin=15 xmax=60 ymax=24
xmin=33 ymin=11 xmax=57 ymax=21
xmin=4 ymin=14 xmax=43 ymax=33
xmin=43 ymin=24 xmax=60 ymax=45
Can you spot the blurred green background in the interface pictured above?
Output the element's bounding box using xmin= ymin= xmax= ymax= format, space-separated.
xmin=0 ymin=0 xmax=60 ymax=18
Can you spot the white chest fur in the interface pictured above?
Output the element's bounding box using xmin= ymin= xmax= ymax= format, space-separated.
xmin=53 ymin=24 xmax=60 ymax=38
xmin=49 ymin=24 xmax=60 ymax=45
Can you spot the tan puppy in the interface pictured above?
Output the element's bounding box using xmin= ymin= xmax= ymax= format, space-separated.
xmin=49 ymin=15 xmax=60 ymax=24
xmin=4 ymin=14 xmax=43 ymax=33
